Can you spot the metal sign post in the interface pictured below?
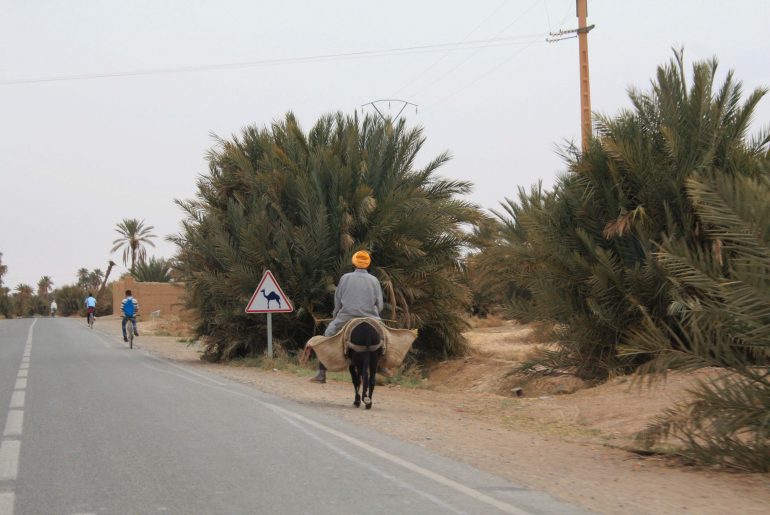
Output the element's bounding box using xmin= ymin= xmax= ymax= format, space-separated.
xmin=266 ymin=313 xmax=272 ymax=358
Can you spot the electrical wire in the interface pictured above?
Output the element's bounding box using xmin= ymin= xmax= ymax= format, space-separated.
xmin=0 ymin=34 xmax=547 ymax=86
xmin=392 ymin=0 xmax=510 ymax=98
xmin=543 ymin=0 xmax=553 ymax=31
xmin=404 ymin=0 xmax=542 ymax=100
xmin=423 ymin=0 xmax=576 ymax=109
xmin=426 ymin=38 xmax=543 ymax=109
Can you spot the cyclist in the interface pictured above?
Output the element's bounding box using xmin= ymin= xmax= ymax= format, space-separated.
xmin=309 ymin=250 xmax=384 ymax=384
xmin=84 ymin=292 xmax=97 ymax=325
xmin=50 ymin=299 xmax=58 ymax=317
xmin=121 ymin=289 xmax=140 ymax=342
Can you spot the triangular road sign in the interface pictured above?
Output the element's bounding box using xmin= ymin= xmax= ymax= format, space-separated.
xmin=245 ymin=270 xmax=294 ymax=313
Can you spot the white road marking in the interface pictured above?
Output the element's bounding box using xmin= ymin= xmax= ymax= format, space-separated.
xmin=2 ymin=412 xmax=22 ymax=438
xmin=267 ymin=403 xmax=531 ymax=515
xmin=75 ymin=322 xmax=532 ymax=514
xmin=0 ymin=319 xmax=35 ymax=515
xmin=0 ymin=492 xmax=14 ymax=515
xmin=179 ymin=371 xmax=531 ymax=515
xmin=161 ymin=361 xmax=226 ymax=386
xmin=142 ymin=365 xmax=223 ymax=388
xmin=0 ymin=440 xmax=20 ymax=481
xmin=26 ymin=320 xmax=36 ymax=344
xmin=278 ymin=410 xmax=469 ymax=514
xmin=142 ymin=360 xmax=226 ymax=387
xmin=8 ymin=393 xmax=23 ymax=410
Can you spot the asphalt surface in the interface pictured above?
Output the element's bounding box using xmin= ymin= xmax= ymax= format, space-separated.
xmin=0 ymin=318 xmax=589 ymax=514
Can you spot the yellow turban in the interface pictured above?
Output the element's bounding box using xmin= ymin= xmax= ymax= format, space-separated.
xmin=351 ymin=250 xmax=371 ymax=269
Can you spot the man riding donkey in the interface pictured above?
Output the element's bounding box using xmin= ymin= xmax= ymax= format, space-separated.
xmin=309 ymin=250 xmax=382 ymax=384
xmin=305 ymin=250 xmax=416 ymax=409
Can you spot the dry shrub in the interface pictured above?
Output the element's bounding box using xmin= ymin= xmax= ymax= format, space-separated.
xmin=144 ymin=316 xmax=195 ymax=338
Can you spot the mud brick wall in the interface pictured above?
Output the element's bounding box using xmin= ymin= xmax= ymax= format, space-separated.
xmin=112 ymin=277 xmax=190 ymax=319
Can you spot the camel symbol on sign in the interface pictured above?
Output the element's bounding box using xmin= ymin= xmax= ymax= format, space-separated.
xmin=261 ymin=289 xmax=281 ymax=309
xmin=245 ymin=270 xmax=294 ymax=313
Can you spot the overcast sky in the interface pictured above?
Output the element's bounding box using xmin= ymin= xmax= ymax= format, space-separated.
xmin=1 ymin=0 xmax=769 ymax=290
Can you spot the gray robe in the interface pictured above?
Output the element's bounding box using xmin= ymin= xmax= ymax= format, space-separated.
xmin=324 ymin=269 xmax=384 ymax=337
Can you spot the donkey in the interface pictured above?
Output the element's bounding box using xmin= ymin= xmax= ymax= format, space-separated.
xmin=346 ymin=320 xmax=384 ymax=409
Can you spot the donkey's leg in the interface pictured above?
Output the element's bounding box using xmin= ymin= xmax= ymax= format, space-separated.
xmin=360 ymin=357 xmax=371 ymax=408
xmin=365 ymin=352 xmax=380 ymax=409
xmin=349 ymin=362 xmax=361 ymax=407
xmin=350 ymin=322 xmax=380 ymax=410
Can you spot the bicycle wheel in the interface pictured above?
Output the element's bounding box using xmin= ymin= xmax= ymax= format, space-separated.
xmin=128 ymin=323 xmax=134 ymax=349
xmin=88 ymin=313 xmax=94 ymax=329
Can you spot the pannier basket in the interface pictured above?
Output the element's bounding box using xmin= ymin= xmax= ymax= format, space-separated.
xmin=305 ymin=318 xmax=417 ymax=372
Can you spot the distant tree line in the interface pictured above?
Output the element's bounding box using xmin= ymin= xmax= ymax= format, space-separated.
xmin=0 ymin=219 xmax=173 ymax=319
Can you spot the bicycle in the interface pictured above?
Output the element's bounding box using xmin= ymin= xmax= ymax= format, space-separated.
xmin=87 ymin=308 xmax=95 ymax=329
xmin=123 ymin=315 xmax=138 ymax=349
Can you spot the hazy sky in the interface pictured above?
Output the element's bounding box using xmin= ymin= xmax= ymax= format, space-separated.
xmin=1 ymin=0 xmax=769 ymax=290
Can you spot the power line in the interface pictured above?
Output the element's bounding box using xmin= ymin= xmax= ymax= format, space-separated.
xmin=427 ymin=39 xmax=542 ymax=109
xmin=404 ymin=0 xmax=542 ymax=100
xmin=543 ymin=0 xmax=553 ymax=31
xmin=0 ymin=34 xmax=547 ymax=86
xmin=392 ymin=0 xmax=510 ymax=98
xmin=420 ymin=1 xmax=575 ymax=109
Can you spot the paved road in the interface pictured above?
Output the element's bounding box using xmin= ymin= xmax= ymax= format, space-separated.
xmin=0 ymin=318 xmax=587 ymax=514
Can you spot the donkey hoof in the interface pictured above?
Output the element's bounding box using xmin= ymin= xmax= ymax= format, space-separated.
xmin=353 ymin=400 xmax=361 ymax=408
xmin=363 ymin=396 xmax=372 ymax=409
xmin=365 ymin=402 xmax=372 ymax=410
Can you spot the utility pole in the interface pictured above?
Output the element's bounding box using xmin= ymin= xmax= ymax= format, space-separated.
xmin=577 ymin=0 xmax=592 ymax=151
xmin=547 ymin=0 xmax=594 ymax=152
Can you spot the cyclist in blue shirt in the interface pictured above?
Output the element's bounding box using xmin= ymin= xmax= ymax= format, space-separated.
xmin=84 ymin=293 xmax=97 ymax=324
xmin=121 ymin=289 xmax=140 ymax=342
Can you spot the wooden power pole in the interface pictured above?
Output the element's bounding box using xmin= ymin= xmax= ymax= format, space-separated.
xmin=548 ymin=0 xmax=594 ymax=152
xmin=577 ymin=0 xmax=592 ymax=151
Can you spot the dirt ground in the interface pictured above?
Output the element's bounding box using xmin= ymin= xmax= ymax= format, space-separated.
xmin=96 ymin=316 xmax=770 ymax=515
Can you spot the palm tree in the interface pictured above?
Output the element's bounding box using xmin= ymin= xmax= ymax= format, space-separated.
xmin=37 ymin=276 xmax=53 ymax=301
xmin=97 ymin=260 xmax=117 ymax=301
xmin=111 ymin=219 xmax=156 ymax=272
xmin=14 ymin=283 xmax=33 ymax=317
xmin=630 ymin=171 xmax=770 ymax=472
xmin=479 ymin=50 xmax=769 ymax=379
xmin=170 ymin=112 xmax=480 ymax=361
xmin=0 ymin=252 xmax=7 ymax=288
xmin=87 ymin=269 xmax=103 ymax=291
xmin=132 ymin=256 xmax=172 ymax=282
xmin=76 ymin=268 xmax=90 ymax=289
xmin=0 ymin=254 xmax=8 ymax=317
